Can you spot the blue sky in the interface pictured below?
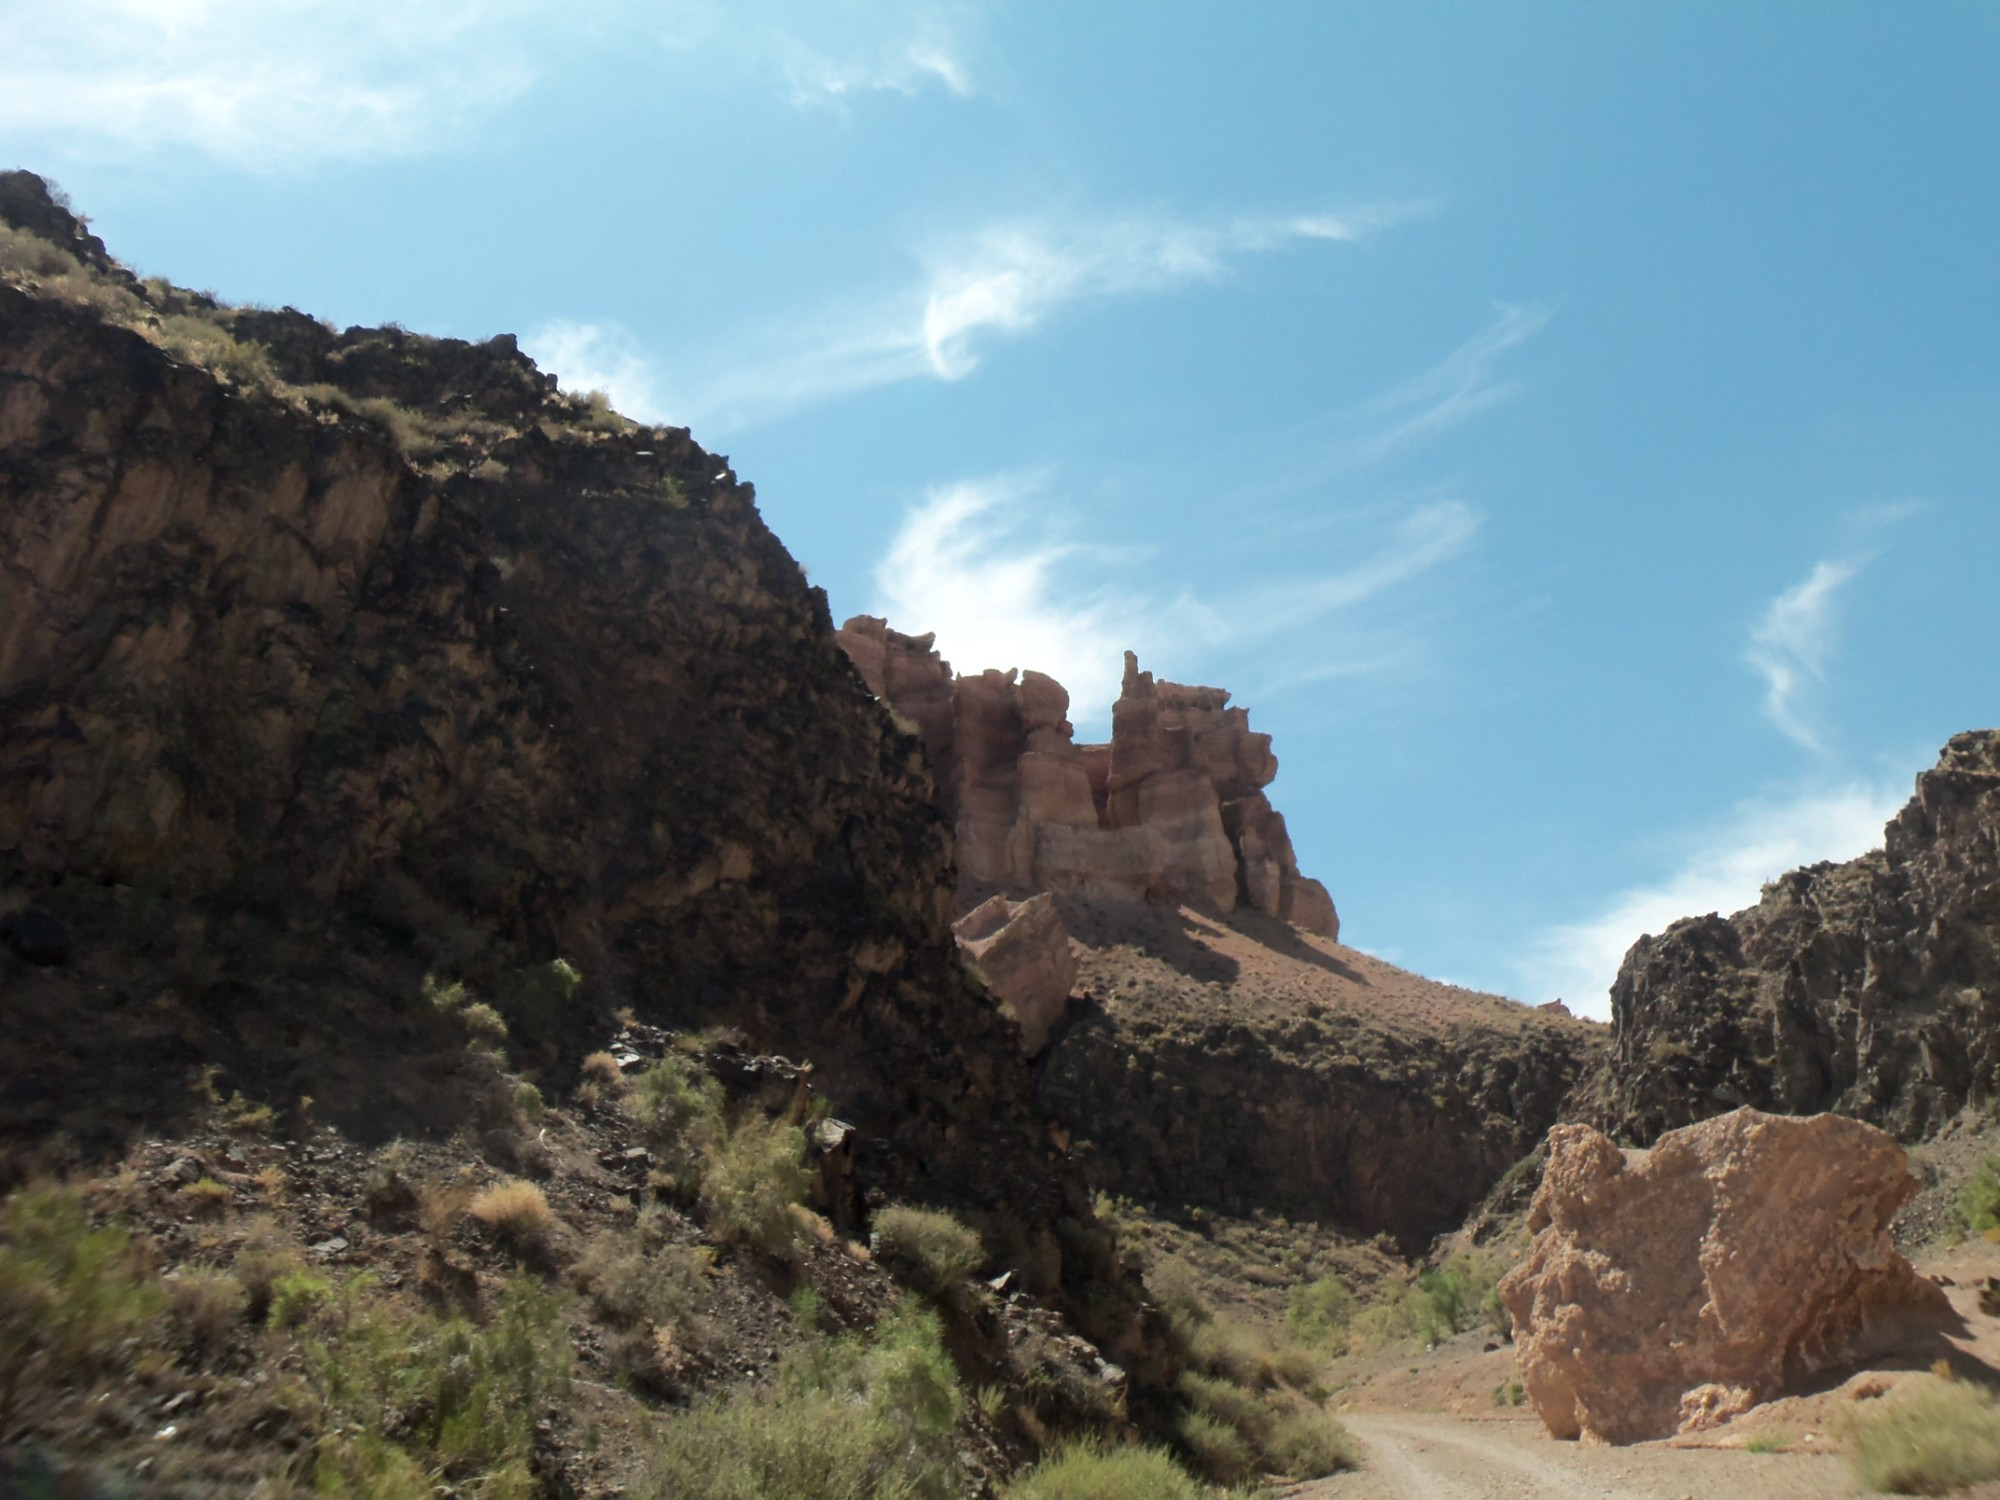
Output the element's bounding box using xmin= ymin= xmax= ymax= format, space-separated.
xmin=7 ymin=2 xmax=1997 ymax=1016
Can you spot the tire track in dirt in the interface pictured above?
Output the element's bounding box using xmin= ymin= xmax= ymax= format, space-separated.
xmin=1297 ymin=1413 xmax=1866 ymax=1500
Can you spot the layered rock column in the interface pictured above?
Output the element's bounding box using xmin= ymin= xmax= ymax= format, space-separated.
xmin=836 ymin=617 xmax=1337 ymax=938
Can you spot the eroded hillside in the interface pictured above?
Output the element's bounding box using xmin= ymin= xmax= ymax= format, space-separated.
xmin=834 ymin=615 xmax=1604 ymax=1255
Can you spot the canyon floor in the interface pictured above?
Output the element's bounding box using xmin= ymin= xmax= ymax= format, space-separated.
xmin=1292 ymin=1233 xmax=2000 ymax=1500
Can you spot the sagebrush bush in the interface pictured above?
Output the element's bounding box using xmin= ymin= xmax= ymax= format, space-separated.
xmin=1265 ymin=1407 xmax=1360 ymax=1478
xmin=1179 ymin=1370 xmax=1272 ymax=1445
xmin=999 ymin=1442 xmax=1205 ymax=1500
xmin=495 ymin=958 xmax=583 ymax=1048
xmin=1958 ymin=1157 xmax=2000 ymax=1236
xmin=873 ymin=1204 xmax=985 ymax=1297
xmin=1285 ymin=1273 xmax=1357 ymax=1350
xmin=700 ymin=1118 xmax=810 ymax=1254
xmin=1347 ymin=1252 xmax=1504 ymax=1352
xmin=167 ymin=1266 xmax=248 ymax=1353
xmin=1849 ymin=1377 xmax=2000 ymax=1493
xmin=643 ymin=1299 xmax=961 ymax=1500
xmin=233 ymin=1218 xmax=308 ymax=1323
xmin=307 ymin=1272 xmax=571 ymax=1496
xmin=1176 ymin=1408 xmax=1258 ymax=1485
xmin=270 ymin=1269 xmax=333 ymax=1329
xmin=626 ymin=1054 xmax=726 ymax=1189
xmin=574 ymin=1225 xmax=710 ymax=1330
xmin=0 ymin=1186 xmax=166 ymax=1426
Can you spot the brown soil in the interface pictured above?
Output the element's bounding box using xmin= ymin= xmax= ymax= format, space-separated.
xmin=1058 ymin=897 xmax=1576 ymax=1043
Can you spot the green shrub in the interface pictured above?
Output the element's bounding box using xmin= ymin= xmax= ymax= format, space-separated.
xmin=1179 ymin=1370 xmax=1273 ymax=1445
xmin=873 ymin=1204 xmax=985 ymax=1297
xmin=1000 ymin=1442 xmax=1205 ymax=1500
xmin=1493 ymin=1377 xmax=1526 ymax=1407
xmin=1265 ymin=1407 xmax=1360 ymax=1478
xmin=497 ymin=958 xmax=583 ymax=1047
xmin=1286 ymin=1273 xmax=1357 ymax=1349
xmin=270 ymin=1269 xmax=333 ymax=1329
xmin=625 ymin=1054 xmax=726 ymax=1189
xmin=0 ymin=1186 xmax=167 ymax=1426
xmin=1176 ymin=1407 xmax=1257 ymax=1485
xmin=700 ymin=1118 xmax=810 ymax=1254
xmin=574 ymin=1226 xmax=710 ymax=1329
xmin=307 ymin=1273 xmax=571 ymax=1494
xmin=644 ymin=1299 xmax=962 ymax=1500
xmin=1958 ymin=1158 xmax=2000 ymax=1236
xmin=1349 ymin=1253 xmax=1504 ymax=1353
xmin=1850 ymin=1377 xmax=2000 ymax=1493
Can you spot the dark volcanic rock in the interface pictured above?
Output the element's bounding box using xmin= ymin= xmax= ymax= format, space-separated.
xmin=0 ymin=178 xmax=1156 ymax=1359
xmin=1582 ymin=731 xmax=2000 ymax=1143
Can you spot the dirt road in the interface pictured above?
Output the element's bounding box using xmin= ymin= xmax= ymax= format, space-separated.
xmin=1294 ymin=1414 xmax=1866 ymax=1500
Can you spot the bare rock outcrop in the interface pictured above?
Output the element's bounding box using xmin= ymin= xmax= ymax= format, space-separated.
xmin=1580 ymin=730 xmax=2000 ymax=1144
xmin=836 ymin=617 xmax=1337 ymax=936
xmin=1499 ymin=1108 xmax=1946 ymax=1444
xmin=0 ymin=174 xmax=1158 ymax=1347
xmin=953 ymin=893 xmax=1078 ymax=1056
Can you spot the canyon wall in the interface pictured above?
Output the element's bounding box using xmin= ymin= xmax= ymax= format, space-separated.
xmin=1580 ymin=731 xmax=2000 ymax=1143
xmin=837 ymin=616 xmax=1338 ymax=936
xmin=0 ymin=174 xmax=1136 ymax=1321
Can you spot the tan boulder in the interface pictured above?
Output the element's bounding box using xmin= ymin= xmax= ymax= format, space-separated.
xmin=954 ymin=892 xmax=1078 ymax=1055
xmin=1498 ymin=1109 xmax=1948 ymax=1444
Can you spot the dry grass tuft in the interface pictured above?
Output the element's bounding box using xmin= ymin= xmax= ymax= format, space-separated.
xmin=1848 ymin=1375 xmax=2000 ymax=1493
xmin=469 ymin=1178 xmax=555 ymax=1245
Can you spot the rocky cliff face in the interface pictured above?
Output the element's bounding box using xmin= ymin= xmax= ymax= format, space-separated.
xmin=1582 ymin=732 xmax=2000 ymax=1144
xmin=0 ymin=174 xmax=1127 ymax=1318
xmin=837 ymin=615 xmax=1337 ymax=935
xmin=1038 ymin=898 xmax=1599 ymax=1252
xmin=836 ymin=617 xmax=1600 ymax=1252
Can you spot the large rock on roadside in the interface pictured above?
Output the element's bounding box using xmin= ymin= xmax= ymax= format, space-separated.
xmin=1498 ymin=1109 xmax=1947 ymax=1444
xmin=954 ymin=893 xmax=1078 ymax=1056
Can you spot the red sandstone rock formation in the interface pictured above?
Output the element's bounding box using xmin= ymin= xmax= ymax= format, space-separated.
xmin=953 ymin=893 xmax=1078 ymax=1056
xmin=836 ymin=617 xmax=1337 ymax=937
xmin=1498 ymin=1108 xmax=1948 ymax=1444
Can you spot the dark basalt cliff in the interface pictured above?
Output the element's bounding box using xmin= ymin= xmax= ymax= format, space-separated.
xmin=1035 ymin=899 xmax=1598 ymax=1254
xmin=0 ymin=173 xmax=1112 ymax=1311
xmin=1580 ymin=731 xmax=2000 ymax=1144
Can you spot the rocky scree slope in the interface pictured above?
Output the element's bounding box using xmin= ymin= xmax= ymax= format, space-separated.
xmin=837 ymin=616 xmax=1602 ymax=1253
xmin=1580 ymin=730 xmax=2000 ymax=1145
xmin=0 ymin=172 xmax=1147 ymax=1359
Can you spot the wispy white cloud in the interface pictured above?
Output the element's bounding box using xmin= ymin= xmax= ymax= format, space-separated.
xmin=869 ymin=476 xmax=1142 ymax=722
xmin=1348 ymin=302 xmax=1550 ymax=462
xmin=648 ymin=205 xmax=1416 ymax=431
xmin=1252 ymin=500 xmax=1481 ymax=635
xmin=0 ymin=0 xmax=984 ymax=168
xmin=1514 ymin=777 xmax=1906 ymax=1020
xmin=0 ymin=0 xmax=544 ymax=168
xmin=1745 ymin=557 xmax=1862 ymax=753
xmin=664 ymin=0 xmax=985 ymax=108
xmin=866 ymin=478 xmax=1478 ymax=732
xmin=522 ymin=320 xmax=667 ymax=423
